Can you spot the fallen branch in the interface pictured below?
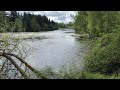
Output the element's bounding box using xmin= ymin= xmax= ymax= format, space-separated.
xmin=2 ymin=54 xmax=30 ymax=79
xmin=2 ymin=52 xmax=48 ymax=79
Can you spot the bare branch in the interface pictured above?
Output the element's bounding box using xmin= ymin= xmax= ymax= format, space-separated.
xmin=3 ymin=52 xmax=47 ymax=79
xmin=2 ymin=53 xmax=30 ymax=79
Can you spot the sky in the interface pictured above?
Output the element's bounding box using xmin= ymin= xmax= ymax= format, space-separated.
xmin=17 ymin=11 xmax=77 ymax=24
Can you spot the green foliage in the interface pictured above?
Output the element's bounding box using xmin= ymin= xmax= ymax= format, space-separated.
xmin=53 ymin=23 xmax=59 ymax=30
xmin=58 ymin=23 xmax=66 ymax=28
xmin=22 ymin=13 xmax=59 ymax=32
xmin=49 ymin=23 xmax=54 ymax=31
xmin=36 ymin=23 xmax=41 ymax=32
xmin=84 ymin=31 xmax=120 ymax=75
xmin=42 ymin=23 xmax=48 ymax=31
xmin=76 ymin=71 xmax=120 ymax=79
xmin=31 ymin=17 xmax=38 ymax=32
xmin=40 ymin=66 xmax=57 ymax=79
xmin=0 ymin=11 xmax=10 ymax=32
xmin=37 ymin=65 xmax=120 ymax=79
xmin=0 ymin=11 xmax=59 ymax=33
xmin=74 ymin=11 xmax=88 ymax=33
xmin=14 ymin=18 xmax=23 ymax=32
xmin=10 ymin=11 xmax=18 ymax=22
xmin=73 ymin=11 xmax=120 ymax=76
xmin=74 ymin=11 xmax=120 ymax=39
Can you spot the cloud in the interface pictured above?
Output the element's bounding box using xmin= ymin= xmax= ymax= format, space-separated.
xmin=18 ymin=11 xmax=77 ymax=24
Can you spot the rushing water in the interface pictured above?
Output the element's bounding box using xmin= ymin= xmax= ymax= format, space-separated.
xmin=16 ymin=29 xmax=85 ymax=71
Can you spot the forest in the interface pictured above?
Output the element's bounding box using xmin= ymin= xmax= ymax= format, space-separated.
xmin=1 ymin=11 xmax=120 ymax=79
xmin=0 ymin=11 xmax=68 ymax=33
xmin=73 ymin=11 xmax=120 ymax=78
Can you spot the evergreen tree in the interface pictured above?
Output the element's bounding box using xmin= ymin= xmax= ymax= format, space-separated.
xmin=0 ymin=11 xmax=10 ymax=32
xmin=42 ymin=23 xmax=48 ymax=31
xmin=14 ymin=18 xmax=23 ymax=32
xmin=0 ymin=11 xmax=60 ymax=32
xmin=49 ymin=23 xmax=54 ymax=31
xmin=36 ymin=23 xmax=41 ymax=32
xmin=31 ymin=17 xmax=37 ymax=32
xmin=74 ymin=11 xmax=120 ymax=39
xmin=10 ymin=11 xmax=18 ymax=22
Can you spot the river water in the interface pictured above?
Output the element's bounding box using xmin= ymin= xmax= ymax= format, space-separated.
xmin=0 ymin=29 xmax=85 ymax=72
xmin=17 ymin=29 xmax=85 ymax=71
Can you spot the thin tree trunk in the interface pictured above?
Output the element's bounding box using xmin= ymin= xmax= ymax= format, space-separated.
xmin=2 ymin=54 xmax=30 ymax=79
xmin=3 ymin=52 xmax=47 ymax=79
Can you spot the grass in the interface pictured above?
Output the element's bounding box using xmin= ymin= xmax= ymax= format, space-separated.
xmin=37 ymin=65 xmax=120 ymax=79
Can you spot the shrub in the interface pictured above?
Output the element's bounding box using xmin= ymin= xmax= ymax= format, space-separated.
xmin=84 ymin=32 xmax=120 ymax=75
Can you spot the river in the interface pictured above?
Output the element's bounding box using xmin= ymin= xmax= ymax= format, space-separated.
xmin=18 ymin=29 xmax=84 ymax=71
xmin=1 ymin=29 xmax=85 ymax=72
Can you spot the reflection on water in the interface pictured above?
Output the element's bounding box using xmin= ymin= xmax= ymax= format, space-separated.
xmin=20 ymin=29 xmax=84 ymax=71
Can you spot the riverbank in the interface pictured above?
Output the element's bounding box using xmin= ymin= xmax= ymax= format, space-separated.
xmin=39 ymin=61 xmax=120 ymax=79
xmin=71 ymin=34 xmax=89 ymax=40
xmin=1 ymin=30 xmax=119 ymax=79
xmin=42 ymin=33 xmax=120 ymax=79
xmin=0 ymin=32 xmax=49 ymax=40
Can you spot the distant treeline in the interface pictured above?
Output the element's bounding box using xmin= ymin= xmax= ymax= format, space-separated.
xmin=0 ymin=11 xmax=68 ymax=32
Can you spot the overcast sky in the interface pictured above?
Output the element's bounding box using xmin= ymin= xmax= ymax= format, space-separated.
xmin=17 ymin=11 xmax=77 ymax=24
